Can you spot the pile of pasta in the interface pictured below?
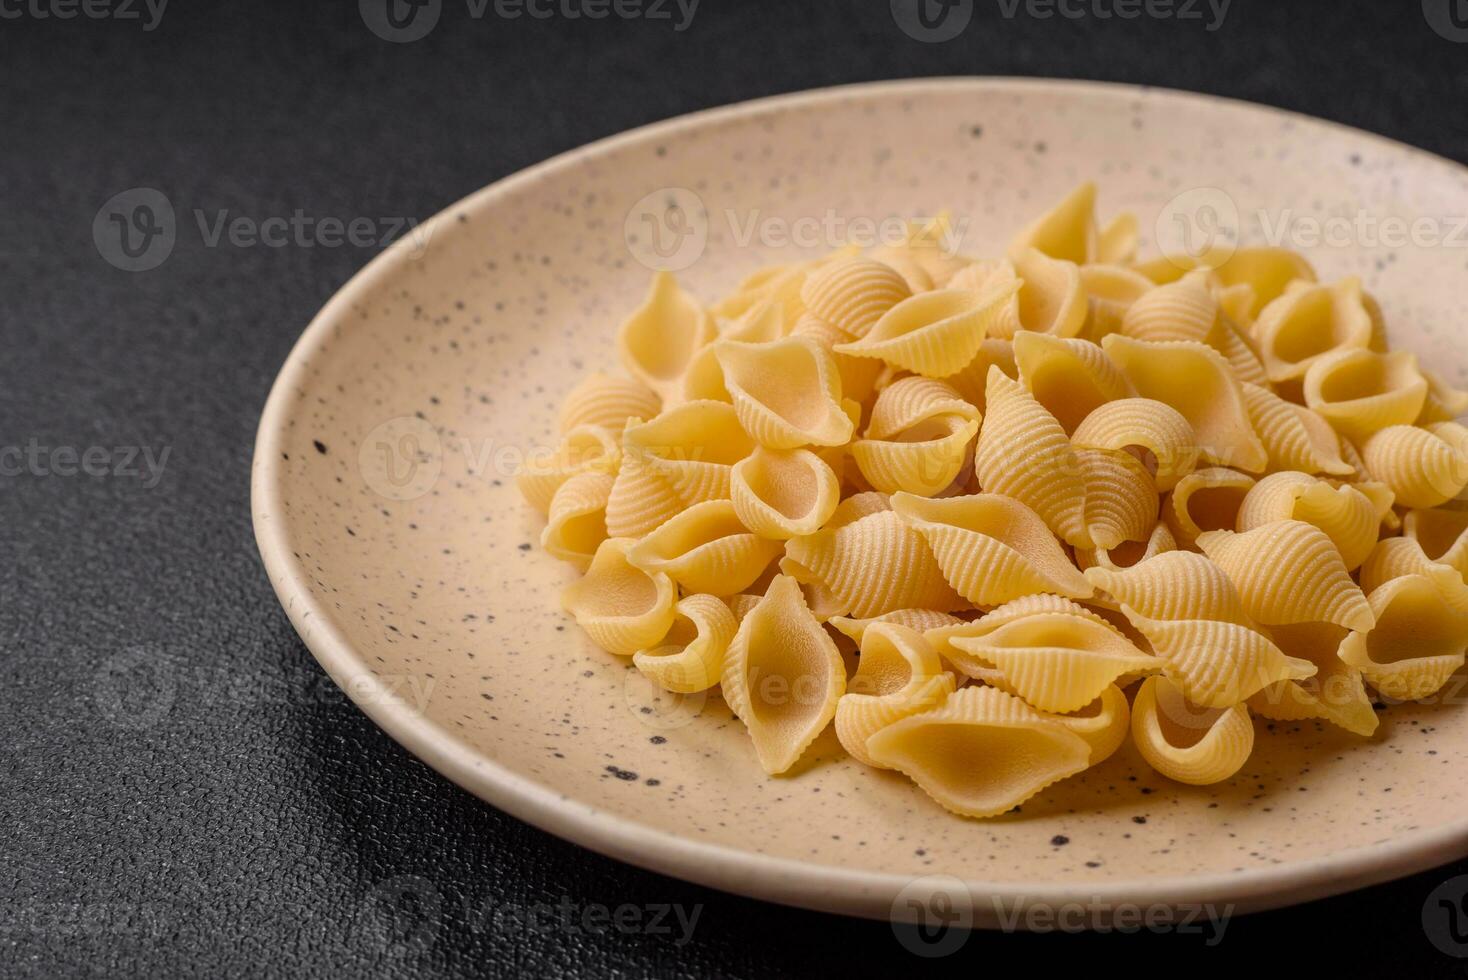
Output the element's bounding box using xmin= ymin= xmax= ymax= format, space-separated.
xmin=517 ymin=183 xmax=1468 ymax=819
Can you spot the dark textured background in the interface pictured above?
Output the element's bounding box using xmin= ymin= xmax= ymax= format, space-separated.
xmin=4 ymin=1 xmax=1468 ymax=976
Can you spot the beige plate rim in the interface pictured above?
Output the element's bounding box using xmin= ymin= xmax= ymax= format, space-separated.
xmin=251 ymin=76 xmax=1468 ymax=924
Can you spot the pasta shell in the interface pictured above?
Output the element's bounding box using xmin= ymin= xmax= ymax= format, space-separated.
xmin=1041 ymin=684 xmax=1130 ymax=765
xmin=785 ymin=507 xmax=966 ymax=618
xmin=1102 ymin=335 xmax=1268 ymax=473
xmin=682 ymin=299 xmax=786 ymax=402
xmin=1163 ymin=467 xmax=1256 ymax=549
xmin=1252 ymin=277 xmax=1373 ymax=386
xmin=1303 ymin=348 xmax=1429 ymax=441
xmin=1013 ymin=331 xmax=1133 ymax=434
xmin=1357 ymin=536 xmax=1468 ymax=610
xmin=1071 ymin=397 xmax=1198 ymax=492
xmin=1339 ymin=574 xmax=1468 ymax=701
xmin=1097 ymin=212 xmax=1139 ymax=266
xmin=1197 ymin=521 xmax=1374 ymax=631
xmin=604 ymin=454 xmax=682 ymax=539
xmin=1074 ymin=521 xmax=1177 ymax=571
xmin=924 ymin=593 xmax=1118 ymax=661
xmin=939 ymin=338 xmax=1016 ymax=408
xmin=974 ymin=367 xmax=1091 ymax=547
xmin=1076 ymin=448 xmax=1158 ymax=550
xmin=991 ymin=248 xmax=1089 ymax=339
xmin=890 ymin=492 xmax=1093 ymax=606
xmin=790 ymin=313 xmax=884 ymax=406
xmin=617 ymin=271 xmax=716 ymax=402
xmin=1236 ymin=471 xmax=1383 ymax=570
xmin=864 ymin=376 xmax=980 ymax=439
xmin=515 ymin=424 xmax=621 ymax=513
xmin=561 ymin=537 xmax=676 ymax=656
xmin=828 ymin=609 xmax=967 ymax=646
xmin=1404 ymin=506 xmax=1468 ymax=580
xmin=1085 ymin=550 xmax=1253 ymax=625
xmin=721 ymin=575 xmax=846 ymax=775
xmin=1359 ymin=421 xmax=1468 ymax=508
xmin=948 ymin=611 xmax=1157 ymax=713
xmin=559 ymin=373 xmax=661 ymax=433
xmin=633 ymin=593 xmax=738 ymax=693
xmin=715 ymin=336 xmax=855 ymax=448
xmin=627 ymin=500 xmax=783 ymax=595
xmin=1079 ymin=263 xmax=1154 ymax=341
xmin=1239 ymin=381 xmax=1354 ymax=476
xmin=865 ymin=686 xmax=1092 ymax=818
xmin=1008 ymin=181 xmax=1098 ymax=265
xmin=1130 ymin=676 xmax=1255 ymax=785
xmin=833 ymin=281 xmax=1021 ymax=378
xmin=1211 ymin=246 xmax=1317 ymax=318
xmin=730 ymin=446 xmax=840 ymax=540
xmin=1246 ymin=622 xmax=1378 ymax=737
xmin=710 ymin=261 xmax=811 ymax=324
xmin=852 ymin=378 xmax=981 ymax=497
xmin=1122 ymin=272 xmax=1220 ymax=343
xmin=622 ymin=400 xmax=754 ymax=504
xmin=799 ymin=257 xmax=911 ymax=339
xmin=835 ymin=623 xmax=955 ymax=767
xmin=1126 ymin=614 xmax=1315 ymax=707
xmin=1417 ymin=369 xmax=1468 ymax=425
xmin=541 ymin=471 xmax=615 ymax=569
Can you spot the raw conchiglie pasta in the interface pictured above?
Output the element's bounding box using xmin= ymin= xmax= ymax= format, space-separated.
xmin=1418 ymin=369 xmax=1468 ymax=425
xmin=784 ymin=507 xmax=966 ymax=618
xmin=618 ymin=271 xmax=715 ymax=402
xmin=939 ymin=338 xmax=1016 ymax=408
xmin=1211 ymin=246 xmax=1317 ymax=318
xmin=1079 ymin=263 xmax=1154 ymax=340
xmin=828 ymin=609 xmax=967 ymax=646
xmin=799 ymin=257 xmax=911 ymax=338
xmin=627 ymin=500 xmax=783 ymax=596
xmin=1102 ymin=334 xmax=1268 ymax=473
xmin=1074 ymin=521 xmax=1177 ymax=571
xmin=1197 ymin=521 xmax=1374 ymax=631
xmin=561 ymin=537 xmax=676 ymax=656
xmin=633 ymin=593 xmax=738 ymax=693
xmin=1130 ymin=675 xmax=1255 ymax=785
xmin=924 ymin=593 xmax=1117 ymax=660
xmin=1041 ymin=684 xmax=1130 ymax=765
xmin=1084 ymin=550 xmax=1253 ymax=625
xmin=1098 ymin=212 xmax=1139 ymax=266
xmin=1339 ymin=573 xmax=1468 ymax=701
xmin=984 ymin=248 xmax=1089 ymax=340
xmin=790 ymin=314 xmax=884 ymax=405
xmin=604 ymin=452 xmax=683 ymax=539
xmin=1303 ymin=348 xmax=1429 ymax=441
xmin=833 ymin=282 xmax=1020 ymax=378
xmin=1071 ymin=397 xmax=1198 ymax=492
xmin=865 ymin=686 xmax=1092 ymax=818
xmin=1405 ymin=506 xmax=1468 ymax=579
xmin=974 ymin=367 xmax=1091 ymax=546
xmin=1009 ymin=181 xmax=1098 ymax=265
xmin=1239 ymin=381 xmax=1354 ymax=476
xmin=851 ymin=377 xmax=980 ymax=496
xmin=541 ymin=471 xmax=615 ymax=569
xmin=730 ymin=446 xmax=840 ymax=540
xmin=710 ymin=260 xmax=811 ymax=323
xmin=1359 ymin=422 xmax=1468 ymax=508
xmin=715 ymin=336 xmax=855 ymax=449
xmin=515 ymin=424 xmax=621 ymax=513
xmin=682 ymin=299 xmax=785 ymax=402
xmin=1122 ymin=271 xmax=1220 ymax=343
xmin=890 ymin=492 xmax=1093 ymax=605
xmin=835 ymin=623 xmax=955 ymax=767
xmin=622 ymin=400 xmax=754 ymax=504
xmin=1252 ymin=277 xmax=1373 ymax=387
xmin=559 ymin=373 xmax=662 ymax=433
xmin=1246 ymin=622 xmax=1378 ymax=737
xmin=1076 ymin=448 xmax=1157 ymax=550
xmin=1125 ymin=613 xmax=1315 ymax=707
xmin=1163 ymin=467 xmax=1256 ymax=549
xmin=1235 ymin=471 xmax=1384 ymax=570
xmin=1013 ymin=331 xmax=1133 ymax=434
xmin=1357 ymin=536 xmax=1468 ymax=609
xmin=721 ymin=575 xmax=846 ymax=775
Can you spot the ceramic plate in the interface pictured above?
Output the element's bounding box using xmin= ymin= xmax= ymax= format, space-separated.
xmin=252 ymin=78 xmax=1468 ymax=927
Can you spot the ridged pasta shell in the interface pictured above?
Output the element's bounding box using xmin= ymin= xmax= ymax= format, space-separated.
xmin=1041 ymin=684 xmax=1130 ymax=765
xmin=939 ymin=338 xmax=1016 ymax=408
xmin=834 ymin=623 xmax=955 ymax=767
xmin=948 ymin=611 xmax=1158 ymax=713
xmin=974 ymin=367 xmax=1091 ymax=547
xmin=785 ymin=507 xmax=966 ymax=618
xmin=851 ymin=414 xmax=979 ymax=497
xmin=1418 ymin=369 xmax=1468 ymax=425
xmin=1246 ymin=622 xmax=1378 ymax=737
xmin=682 ymin=299 xmax=786 ymax=402
xmin=715 ymin=336 xmax=855 ymax=448
xmin=1071 ymin=397 xmax=1198 ymax=492
xmin=1008 ymin=181 xmax=1098 ymax=266
xmin=1360 ymin=422 xmax=1468 ymax=508
xmin=633 ymin=593 xmax=738 ymax=693
xmin=1405 ymin=506 xmax=1468 ymax=579
xmin=1102 ymin=335 xmax=1268 ymax=473
xmin=1239 ymin=382 xmax=1353 ymax=476
xmin=721 ymin=575 xmax=846 ymax=775
xmin=998 ymin=248 xmax=1089 ymax=339
xmin=541 ymin=471 xmax=615 ymax=569
xmin=1163 ymin=467 xmax=1256 ymax=549
xmin=515 ymin=424 xmax=621 ymax=513
xmin=865 ymin=376 xmax=980 ymax=438
xmin=622 ymin=400 xmax=754 ymax=504
xmin=1076 ymin=448 xmax=1157 ymax=550
xmin=561 ymin=537 xmax=676 ymax=656
xmin=1013 ymin=331 xmax=1133 ymax=434
xmin=627 ymin=500 xmax=783 ymax=595
xmin=1357 ymin=536 xmax=1468 ymax=610
xmin=1339 ymin=574 xmax=1468 ymax=701
xmin=1252 ymin=277 xmax=1373 ymax=386
xmin=828 ymin=609 xmax=967 ymax=646
xmin=1122 ymin=271 xmax=1220 ymax=343
xmin=1212 ymin=247 xmax=1317 ymax=318
xmin=1098 ymin=212 xmax=1139 ymax=266
xmin=1126 ymin=614 xmax=1316 ymax=707
xmin=604 ymin=454 xmax=682 ymax=539
xmin=1303 ymin=348 xmax=1429 ymax=441
xmin=1084 ymin=550 xmax=1253 ymax=625
xmin=617 ymin=271 xmax=716 ymax=402
xmin=1079 ymin=263 xmax=1154 ymax=341
xmin=1130 ymin=675 xmax=1254 ymax=785
xmin=924 ymin=593 xmax=1118 ymax=660
xmin=865 ymin=686 xmax=1092 ymax=818
xmin=890 ymin=492 xmax=1093 ymax=606
xmin=730 ymin=446 xmax=840 ymax=540
xmin=559 ymin=373 xmax=662 ymax=433
xmin=1197 ymin=521 xmax=1374 ymax=631
xmin=790 ymin=313 xmax=884 ymax=405
xmin=1236 ymin=472 xmax=1383 ymax=570
xmin=1074 ymin=521 xmax=1177 ymax=571
xmin=833 ymin=281 xmax=1021 ymax=377
xmin=799 ymin=258 xmax=911 ymax=339
xmin=710 ymin=261 xmax=811 ymax=324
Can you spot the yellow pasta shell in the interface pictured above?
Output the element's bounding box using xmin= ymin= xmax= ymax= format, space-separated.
xmin=1085 ymin=550 xmax=1253 ymax=625
xmin=834 ymin=281 xmax=1021 ymax=378
xmin=1000 ymin=248 xmax=1089 ymax=339
xmin=1197 ymin=521 xmax=1374 ymax=632
xmin=627 ymin=500 xmax=783 ymax=596
xmin=559 ymin=373 xmax=661 ymax=433
xmin=622 ymin=400 xmax=754 ymax=504
xmin=1246 ymin=622 xmax=1378 ymax=737
xmin=1074 ymin=521 xmax=1177 ymax=571
xmin=1008 ymin=181 xmax=1098 ymax=266
xmin=1339 ymin=574 xmax=1468 ymax=702
xmin=617 ymin=271 xmax=716 ymax=402
xmin=1417 ymin=369 xmax=1468 ymax=425
xmin=1252 ymin=277 xmax=1373 ymax=386
xmin=790 ymin=313 xmax=884 ymax=406
xmin=938 ymin=338 xmax=1016 ymax=408
xmin=851 ymin=414 xmax=979 ymax=497
xmin=1013 ymin=331 xmax=1133 ymax=434
xmin=835 ymin=623 xmax=955 ymax=767
xmin=924 ymin=593 xmax=1119 ymax=662
xmin=1040 ymin=684 xmax=1130 ymax=765
xmin=1404 ymin=506 xmax=1468 ymax=579
xmin=633 ymin=593 xmax=738 ymax=693
xmin=1303 ymin=348 xmax=1428 ymax=442
xmin=541 ymin=471 xmax=615 ymax=569
xmin=561 ymin=537 xmax=677 ymax=656
xmin=828 ymin=609 xmax=967 ymax=646
xmin=515 ymin=424 xmax=621 ymax=513
xmin=1359 ymin=421 xmax=1468 ymax=508
xmin=1126 ymin=614 xmax=1315 ymax=708
xmin=1071 ymin=397 xmax=1198 ymax=492
xmin=1079 ymin=263 xmax=1154 ymax=341
xmin=715 ymin=336 xmax=855 ymax=449
xmin=1130 ymin=675 xmax=1255 ymax=785
xmin=1122 ymin=271 xmax=1220 ymax=343
xmin=1357 ymin=536 xmax=1468 ymax=611
xmin=1239 ymin=381 xmax=1353 ymax=476
xmin=1163 ymin=467 xmax=1256 ymax=549
xmin=729 ymin=446 xmax=840 ymax=540
xmin=1076 ymin=448 xmax=1158 ymax=551
xmin=1236 ymin=471 xmax=1383 ymax=570
xmin=799 ymin=257 xmax=911 ymax=339
xmin=603 ymin=455 xmax=682 ymax=539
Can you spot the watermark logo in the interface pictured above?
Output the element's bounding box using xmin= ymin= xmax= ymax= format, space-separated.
xmin=93 ymin=647 xmax=177 ymax=731
xmin=363 ymin=0 xmax=698 ymax=42
xmin=623 ymin=669 xmax=709 ymax=731
xmin=625 ymin=187 xmax=709 ymax=272
xmin=1154 ymin=185 xmax=1239 ymax=269
xmin=93 ymin=187 xmax=175 ymax=272
xmin=360 ymin=0 xmax=442 ymax=43
xmin=1423 ymin=875 xmax=1468 ymax=956
xmin=890 ymin=875 xmax=973 ymax=957
xmin=358 ymin=417 xmax=444 ymax=502
xmin=891 ymin=0 xmax=973 ymax=42
xmin=360 ymin=875 xmax=444 ymax=955
xmin=1423 ymin=0 xmax=1468 ymax=42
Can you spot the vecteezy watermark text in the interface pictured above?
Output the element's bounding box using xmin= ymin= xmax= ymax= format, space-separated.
xmin=360 ymin=0 xmax=698 ymax=43
xmin=0 ymin=439 xmax=169 ymax=488
xmin=0 ymin=0 xmax=167 ymax=30
xmin=891 ymin=0 xmax=1229 ymax=42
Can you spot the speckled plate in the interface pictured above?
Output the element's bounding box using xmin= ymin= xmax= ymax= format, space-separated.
xmin=253 ymin=78 xmax=1468 ymax=927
